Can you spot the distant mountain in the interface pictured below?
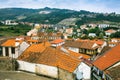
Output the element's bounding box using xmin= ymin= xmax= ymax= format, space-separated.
xmin=0 ymin=7 xmax=120 ymax=25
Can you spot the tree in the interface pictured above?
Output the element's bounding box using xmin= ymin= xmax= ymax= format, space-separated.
xmin=88 ymin=27 xmax=101 ymax=36
xmin=82 ymin=29 xmax=88 ymax=35
xmin=110 ymin=31 xmax=120 ymax=38
xmin=98 ymin=33 xmax=104 ymax=39
xmin=80 ymin=35 xmax=88 ymax=39
xmin=0 ymin=22 xmax=3 ymax=25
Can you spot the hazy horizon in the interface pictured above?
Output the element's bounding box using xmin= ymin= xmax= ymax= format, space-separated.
xmin=0 ymin=0 xmax=120 ymax=14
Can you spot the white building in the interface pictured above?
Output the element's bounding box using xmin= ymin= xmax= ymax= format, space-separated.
xmin=98 ymin=24 xmax=110 ymax=28
xmin=74 ymin=61 xmax=91 ymax=80
xmin=17 ymin=42 xmax=90 ymax=80
xmin=105 ymin=29 xmax=116 ymax=36
xmin=51 ymin=39 xmax=64 ymax=47
xmin=5 ymin=20 xmax=18 ymax=25
xmin=27 ymin=28 xmax=38 ymax=36
xmin=88 ymin=33 xmax=96 ymax=37
xmin=1 ymin=39 xmax=30 ymax=58
xmin=64 ymin=40 xmax=99 ymax=55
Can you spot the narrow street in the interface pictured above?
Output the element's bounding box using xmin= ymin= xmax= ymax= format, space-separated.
xmin=0 ymin=71 xmax=55 ymax=80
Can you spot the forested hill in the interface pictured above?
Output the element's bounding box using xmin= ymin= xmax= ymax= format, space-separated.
xmin=0 ymin=7 xmax=120 ymax=24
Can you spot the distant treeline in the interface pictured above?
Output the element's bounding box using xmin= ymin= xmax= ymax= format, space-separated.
xmin=0 ymin=8 xmax=120 ymax=24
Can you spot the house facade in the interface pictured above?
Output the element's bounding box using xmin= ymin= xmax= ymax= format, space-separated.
xmin=88 ymin=33 xmax=96 ymax=37
xmin=74 ymin=62 xmax=91 ymax=80
xmin=51 ymin=39 xmax=65 ymax=47
xmin=105 ymin=29 xmax=116 ymax=36
xmin=1 ymin=39 xmax=29 ymax=58
xmin=64 ymin=40 xmax=99 ymax=56
xmin=74 ymin=59 xmax=112 ymax=80
xmin=108 ymin=38 xmax=120 ymax=47
xmin=37 ymin=32 xmax=63 ymax=41
xmin=93 ymin=43 xmax=120 ymax=79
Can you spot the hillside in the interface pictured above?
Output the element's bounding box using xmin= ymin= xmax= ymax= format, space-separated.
xmin=0 ymin=7 xmax=120 ymax=25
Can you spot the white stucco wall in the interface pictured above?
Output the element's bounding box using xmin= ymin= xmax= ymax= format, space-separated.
xmin=17 ymin=60 xmax=36 ymax=73
xmin=14 ymin=48 xmax=19 ymax=58
xmin=27 ymin=29 xmax=38 ymax=36
xmin=51 ymin=42 xmax=65 ymax=47
xmin=105 ymin=32 xmax=111 ymax=36
xmin=36 ymin=64 xmax=58 ymax=78
xmin=92 ymin=43 xmax=98 ymax=48
xmin=68 ymin=47 xmax=79 ymax=53
xmin=17 ymin=60 xmax=58 ymax=78
xmin=74 ymin=62 xmax=91 ymax=80
xmin=2 ymin=47 xmax=5 ymax=56
xmin=98 ymin=42 xmax=107 ymax=53
xmin=19 ymin=42 xmax=30 ymax=55
xmin=102 ymin=42 xmax=107 ymax=48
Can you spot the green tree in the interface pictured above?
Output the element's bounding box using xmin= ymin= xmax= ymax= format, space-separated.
xmin=110 ymin=31 xmax=120 ymax=38
xmin=98 ymin=33 xmax=104 ymax=39
xmin=0 ymin=22 xmax=3 ymax=25
xmin=80 ymin=35 xmax=88 ymax=39
xmin=88 ymin=27 xmax=101 ymax=36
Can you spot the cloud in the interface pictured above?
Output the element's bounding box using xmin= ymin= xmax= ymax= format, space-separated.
xmin=0 ymin=0 xmax=119 ymax=13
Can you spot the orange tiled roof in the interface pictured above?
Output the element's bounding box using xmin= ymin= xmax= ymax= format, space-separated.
xmin=38 ymin=32 xmax=62 ymax=37
xmin=112 ymin=38 xmax=120 ymax=40
xmin=77 ymin=39 xmax=104 ymax=46
xmin=25 ymin=42 xmax=51 ymax=53
xmin=93 ymin=43 xmax=120 ymax=70
xmin=64 ymin=40 xmax=98 ymax=50
xmin=105 ymin=29 xmax=116 ymax=33
xmin=27 ymin=39 xmax=39 ymax=43
xmin=51 ymin=39 xmax=64 ymax=44
xmin=1 ymin=39 xmax=23 ymax=47
xmin=37 ymin=32 xmax=45 ymax=36
xmin=24 ymin=36 xmax=31 ymax=40
xmin=91 ymin=40 xmax=104 ymax=45
xmin=68 ymin=50 xmax=90 ymax=59
xmin=18 ymin=42 xmax=90 ymax=72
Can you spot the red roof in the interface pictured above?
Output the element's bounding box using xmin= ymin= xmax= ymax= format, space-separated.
xmin=18 ymin=42 xmax=90 ymax=72
xmin=77 ymin=39 xmax=104 ymax=46
xmin=27 ymin=39 xmax=39 ymax=43
xmin=51 ymin=39 xmax=64 ymax=44
xmin=65 ymin=40 xmax=98 ymax=50
xmin=105 ymin=29 xmax=116 ymax=33
xmin=93 ymin=43 xmax=120 ymax=70
xmin=1 ymin=39 xmax=23 ymax=47
xmin=92 ymin=40 xmax=104 ymax=46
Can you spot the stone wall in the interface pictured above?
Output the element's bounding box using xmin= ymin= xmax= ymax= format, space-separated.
xmin=59 ymin=68 xmax=75 ymax=80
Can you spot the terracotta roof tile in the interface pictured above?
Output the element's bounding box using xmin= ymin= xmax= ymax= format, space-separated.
xmin=92 ymin=40 xmax=104 ymax=46
xmin=68 ymin=50 xmax=90 ymax=59
xmin=51 ymin=39 xmax=64 ymax=44
xmin=64 ymin=40 xmax=98 ymax=50
xmin=77 ymin=39 xmax=104 ymax=46
xmin=93 ymin=43 xmax=120 ymax=70
xmin=27 ymin=39 xmax=39 ymax=43
xmin=1 ymin=39 xmax=23 ymax=47
xmin=25 ymin=42 xmax=51 ymax=53
xmin=105 ymin=29 xmax=116 ymax=33
xmin=18 ymin=42 xmax=90 ymax=72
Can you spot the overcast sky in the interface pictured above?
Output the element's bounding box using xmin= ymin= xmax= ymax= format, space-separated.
xmin=0 ymin=0 xmax=120 ymax=13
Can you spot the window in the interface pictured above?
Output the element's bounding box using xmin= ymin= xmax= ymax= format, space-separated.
xmin=5 ymin=47 xmax=9 ymax=56
xmin=11 ymin=47 xmax=15 ymax=54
